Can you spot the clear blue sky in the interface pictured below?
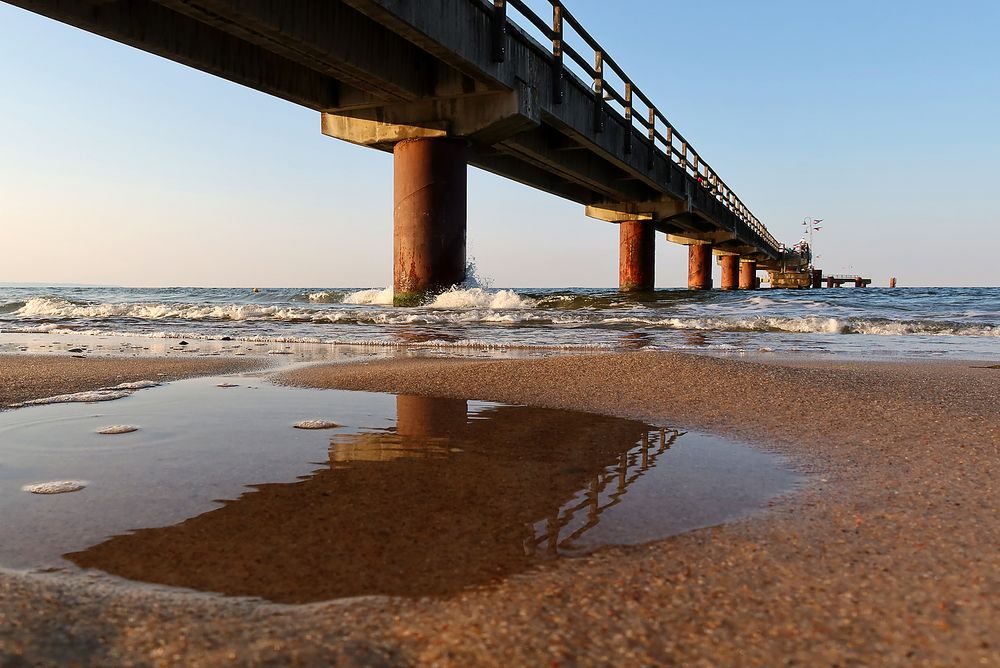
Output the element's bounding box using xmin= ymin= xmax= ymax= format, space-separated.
xmin=1 ymin=0 xmax=997 ymax=287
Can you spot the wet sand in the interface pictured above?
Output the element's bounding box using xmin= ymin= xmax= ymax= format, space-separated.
xmin=0 ymin=354 xmax=260 ymax=408
xmin=1 ymin=352 xmax=998 ymax=666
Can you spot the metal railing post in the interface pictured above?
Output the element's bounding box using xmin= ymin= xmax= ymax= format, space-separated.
xmin=491 ymin=0 xmax=507 ymax=63
xmin=593 ymin=50 xmax=605 ymax=133
xmin=551 ymin=3 xmax=564 ymax=104
xmin=647 ymin=107 xmax=656 ymax=170
xmin=623 ymin=83 xmax=633 ymax=154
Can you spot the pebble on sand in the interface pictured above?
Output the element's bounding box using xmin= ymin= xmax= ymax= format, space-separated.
xmin=22 ymin=481 xmax=88 ymax=495
xmin=293 ymin=420 xmax=342 ymax=430
xmin=97 ymin=425 xmax=140 ymax=435
xmin=216 ymin=383 xmax=239 ymax=388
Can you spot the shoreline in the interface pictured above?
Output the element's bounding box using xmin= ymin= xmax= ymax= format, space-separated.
xmin=0 ymin=350 xmax=997 ymax=665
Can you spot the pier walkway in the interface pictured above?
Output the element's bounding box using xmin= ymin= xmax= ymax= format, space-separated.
xmin=7 ymin=0 xmax=811 ymax=301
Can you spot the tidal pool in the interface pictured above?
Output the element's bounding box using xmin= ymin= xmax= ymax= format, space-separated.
xmin=0 ymin=376 xmax=801 ymax=603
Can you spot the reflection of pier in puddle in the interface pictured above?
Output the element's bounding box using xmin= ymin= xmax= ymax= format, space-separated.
xmin=66 ymin=395 xmax=795 ymax=604
xmin=532 ymin=429 xmax=681 ymax=557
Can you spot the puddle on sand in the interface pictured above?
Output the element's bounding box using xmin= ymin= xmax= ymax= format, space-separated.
xmin=0 ymin=377 xmax=801 ymax=603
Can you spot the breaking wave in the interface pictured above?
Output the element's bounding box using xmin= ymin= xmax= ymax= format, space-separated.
xmin=2 ymin=287 xmax=997 ymax=360
xmin=3 ymin=296 xmax=997 ymax=338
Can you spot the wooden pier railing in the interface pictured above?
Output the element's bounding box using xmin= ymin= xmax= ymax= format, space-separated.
xmin=491 ymin=0 xmax=780 ymax=253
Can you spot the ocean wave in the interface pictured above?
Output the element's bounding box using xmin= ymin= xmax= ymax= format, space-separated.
xmin=4 ymin=297 xmax=997 ymax=338
xmin=0 ymin=301 xmax=26 ymax=314
xmin=427 ymin=287 xmax=536 ymax=309
xmin=13 ymin=297 xmax=320 ymax=322
xmin=303 ymin=291 xmax=346 ymax=304
xmin=598 ymin=315 xmax=999 ymax=337
xmin=342 ymin=287 xmax=394 ymax=305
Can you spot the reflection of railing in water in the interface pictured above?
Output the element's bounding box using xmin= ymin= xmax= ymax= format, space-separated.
xmin=528 ymin=428 xmax=684 ymax=555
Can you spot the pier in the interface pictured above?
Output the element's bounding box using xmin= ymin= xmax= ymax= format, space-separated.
xmin=822 ymin=274 xmax=873 ymax=288
xmin=7 ymin=0 xmax=819 ymax=301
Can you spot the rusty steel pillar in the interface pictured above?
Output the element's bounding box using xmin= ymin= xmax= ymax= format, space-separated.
xmin=393 ymin=138 xmax=467 ymax=306
xmin=619 ymin=220 xmax=655 ymax=292
xmin=687 ymin=244 xmax=713 ymax=290
xmin=739 ymin=260 xmax=758 ymax=290
xmin=719 ymin=255 xmax=739 ymax=290
xmin=855 ymin=277 xmax=865 ymax=288
xmin=827 ymin=276 xmax=837 ymax=288
xmin=811 ymin=269 xmax=823 ymax=289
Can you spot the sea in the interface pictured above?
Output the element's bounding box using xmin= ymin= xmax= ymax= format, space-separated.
xmin=0 ymin=285 xmax=997 ymax=361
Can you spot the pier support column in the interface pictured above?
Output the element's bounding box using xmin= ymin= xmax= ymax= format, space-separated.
xmin=687 ymin=243 xmax=713 ymax=290
xmin=393 ymin=138 xmax=467 ymax=306
xmin=719 ymin=255 xmax=739 ymax=291
xmin=619 ymin=220 xmax=655 ymax=292
xmin=739 ymin=260 xmax=758 ymax=290
xmin=811 ymin=269 xmax=823 ymax=289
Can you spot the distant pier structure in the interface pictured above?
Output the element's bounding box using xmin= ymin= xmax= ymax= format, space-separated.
xmin=6 ymin=0 xmax=835 ymax=301
xmin=767 ymin=268 xmax=873 ymax=289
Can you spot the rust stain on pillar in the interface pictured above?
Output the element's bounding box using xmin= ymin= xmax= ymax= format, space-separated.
xmin=739 ymin=260 xmax=758 ymax=290
xmin=687 ymin=244 xmax=713 ymax=290
xmin=719 ymin=255 xmax=739 ymax=291
xmin=393 ymin=138 xmax=467 ymax=306
xmin=619 ymin=220 xmax=655 ymax=292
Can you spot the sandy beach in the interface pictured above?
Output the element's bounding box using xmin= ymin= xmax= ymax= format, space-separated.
xmin=1 ymin=351 xmax=998 ymax=666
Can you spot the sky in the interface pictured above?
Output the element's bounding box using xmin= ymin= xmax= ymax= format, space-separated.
xmin=1 ymin=0 xmax=998 ymax=288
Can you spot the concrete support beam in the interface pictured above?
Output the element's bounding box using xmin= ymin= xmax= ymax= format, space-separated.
xmin=586 ymin=198 xmax=687 ymax=224
xmin=667 ymin=231 xmax=734 ymax=247
xmin=739 ymin=260 xmax=758 ymax=290
xmin=322 ymin=87 xmax=540 ymax=148
xmin=393 ymin=138 xmax=467 ymax=306
xmin=719 ymin=255 xmax=740 ymax=291
xmin=687 ymin=243 xmax=714 ymax=291
xmin=619 ymin=220 xmax=655 ymax=293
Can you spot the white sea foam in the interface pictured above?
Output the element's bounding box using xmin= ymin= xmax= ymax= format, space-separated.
xmin=342 ymin=288 xmax=394 ymax=305
xmin=427 ymin=287 xmax=537 ymax=309
xmin=13 ymin=390 xmax=134 ymax=407
xmin=22 ymin=480 xmax=88 ymax=494
xmin=98 ymin=425 xmax=139 ymax=435
xmin=306 ymin=291 xmax=342 ymax=303
xmin=11 ymin=380 xmax=161 ymax=408
xmin=14 ymin=297 xmax=317 ymax=322
xmin=111 ymin=381 xmax=161 ymax=390
xmin=293 ymin=420 xmax=342 ymax=430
